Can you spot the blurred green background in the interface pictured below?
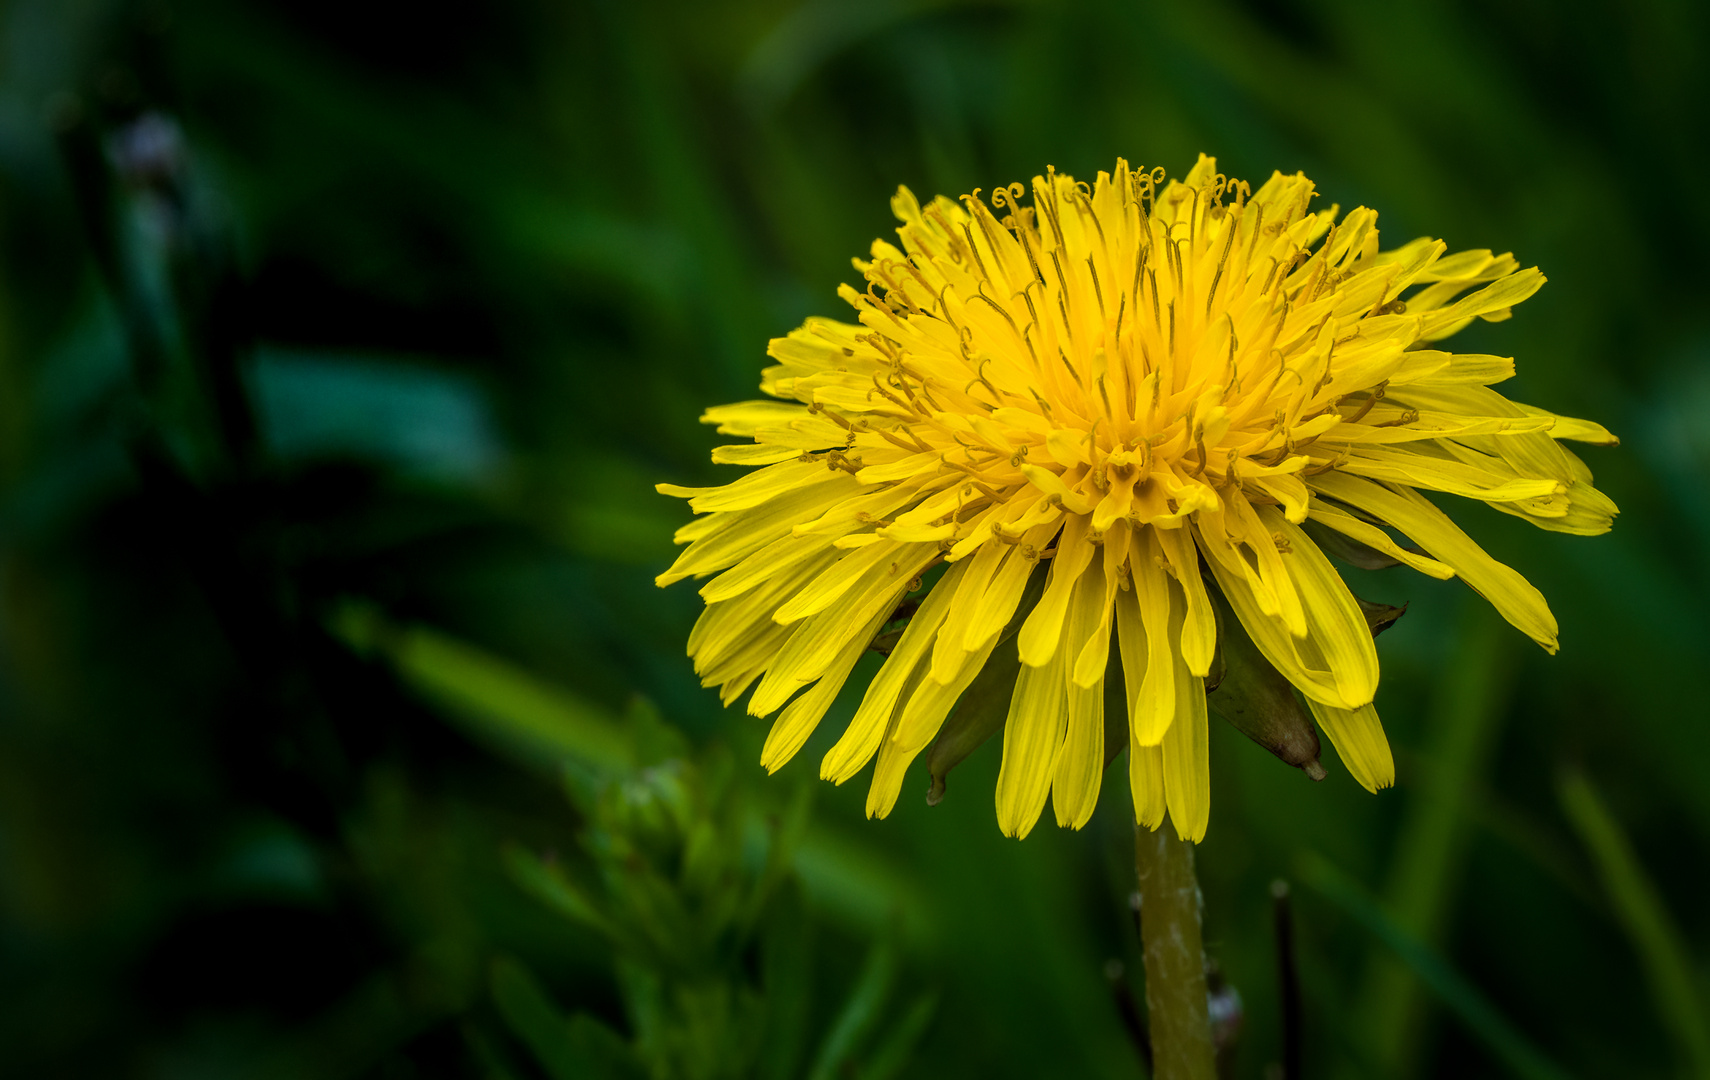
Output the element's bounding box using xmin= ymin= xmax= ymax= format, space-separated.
xmin=3 ymin=0 xmax=1709 ymax=1076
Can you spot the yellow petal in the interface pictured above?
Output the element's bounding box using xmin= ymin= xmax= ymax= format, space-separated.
xmin=821 ymin=561 xmax=967 ymax=784
xmin=750 ymin=545 xmax=938 ymax=715
xmin=930 ymin=539 xmax=1008 ymax=681
xmin=710 ymin=443 xmax=810 ymax=466
xmin=690 ymin=549 xmax=841 ymax=673
xmin=1051 ymin=564 xmax=1110 ymax=829
xmin=1305 ymin=698 xmax=1394 ymax=792
xmin=854 ymin=450 xmax=942 ymax=484
xmin=863 ymin=659 xmax=933 ymax=819
xmin=700 ymin=530 xmax=841 ymax=603
xmin=1309 ymin=472 xmax=1558 ymax=652
xmin=893 ymin=629 xmax=1004 ymax=753
xmin=1383 ymin=383 xmax=1580 ymax=482
xmin=1157 ymin=526 xmax=1216 ymax=676
xmin=1338 ymin=445 xmax=1562 ymax=503
xmin=1228 ymin=496 xmax=1307 ymax=637
xmin=1114 ymin=569 xmax=1149 ymax=724
xmin=1259 ymin=507 xmax=1379 ymax=709
xmin=1487 ymin=478 xmax=1618 ymax=537
xmin=1020 ymin=463 xmax=1095 ymax=514
xmin=1129 ymin=741 xmax=1167 ymax=829
xmin=1161 ymin=682 xmax=1209 ymax=843
xmin=1304 ymin=501 xmax=1456 ymax=581
xmin=1318 ymin=410 xmax=1555 ymax=445
xmin=1072 ymin=523 xmax=1130 ymax=689
xmin=655 ymin=478 xmax=856 ymax=586
xmin=994 ymin=636 xmax=1069 ymax=839
xmin=1417 ymin=267 xmax=1545 ymax=341
xmin=1516 ymin=404 xmax=1618 ymax=445
xmin=1390 ymin=352 xmax=1514 ymax=386
xmin=790 ymin=479 xmax=929 ymax=538
xmin=696 ymin=620 xmax=794 ymax=695
xmin=1197 ymin=520 xmax=1350 ymax=707
xmin=1160 ymin=582 xmax=1210 ymax=842
xmin=658 ymin=458 xmax=837 ymax=514
xmin=960 ymin=524 xmax=1059 ymax=653
xmin=761 ymin=604 xmax=892 ymax=772
xmin=773 ymin=541 xmax=912 ymax=624
xmin=1130 ymin=534 xmax=1179 ymax=744
xmin=1017 ymin=517 xmax=1097 ymax=667
xmin=700 ymin=399 xmax=813 ymax=434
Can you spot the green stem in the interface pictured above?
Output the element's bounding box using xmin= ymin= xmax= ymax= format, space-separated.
xmin=1135 ymin=819 xmax=1215 ymax=1080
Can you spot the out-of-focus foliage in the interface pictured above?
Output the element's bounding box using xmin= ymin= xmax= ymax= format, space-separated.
xmin=2 ymin=0 xmax=1709 ymax=1077
xmin=493 ymin=697 xmax=932 ymax=1080
xmin=338 ymin=601 xmax=937 ymax=1080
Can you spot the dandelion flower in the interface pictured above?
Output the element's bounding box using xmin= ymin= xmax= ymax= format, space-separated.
xmin=656 ymin=155 xmax=1616 ymax=841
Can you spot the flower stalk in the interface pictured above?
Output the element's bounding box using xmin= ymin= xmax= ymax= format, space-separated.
xmin=1135 ymin=819 xmax=1215 ymax=1080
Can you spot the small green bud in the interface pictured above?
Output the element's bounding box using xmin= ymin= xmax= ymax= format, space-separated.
xmin=1357 ymin=596 xmax=1407 ymax=637
xmin=1206 ymin=586 xmax=1326 ymax=780
xmin=925 ymin=563 xmax=1047 ymax=804
xmin=1301 ymin=517 xmax=1403 ymax=570
xmin=1102 ymin=652 xmax=1130 ymax=768
xmin=926 ymin=643 xmax=1019 ymax=805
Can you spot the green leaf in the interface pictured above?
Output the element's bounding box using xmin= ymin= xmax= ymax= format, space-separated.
xmin=1559 ymin=769 xmax=1710 ymax=1077
xmin=623 ymin=694 xmax=690 ymax=768
xmin=758 ymin=879 xmax=815 ymax=1080
xmin=248 ymin=347 xmax=504 ymax=483
xmin=329 ymin=601 xmax=633 ymax=774
xmin=490 ymin=956 xmax=642 ymax=1080
xmin=752 ymin=779 xmax=816 ymax=919
xmin=459 ymin=1021 xmax=528 ymax=1080
xmin=1299 ymin=853 xmax=1573 ymax=1080
xmin=613 ymin=958 xmax=670 ymax=1064
xmin=566 ymin=1013 xmax=646 ymax=1080
xmin=854 ymin=992 xmax=939 ymax=1080
xmin=807 ymin=935 xmax=900 ymax=1080
xmin=502 ymin=843 xmax=616 ymax=939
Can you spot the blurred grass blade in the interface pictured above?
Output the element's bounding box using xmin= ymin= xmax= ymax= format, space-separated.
xmin=249 ymin=348 xmax=505 ymax=484
xmin=502 ymin=843 xmax=614 ymax=938
xmin=565 ymin=1014 xmax=645 ymax=1080
xmin=1300 ymin=853 xmax=1573 ymax=1080
xmin=753 ymin=779 xmax=816 ymax=916
xmin=330 ymin=600 xmax=632 ymax=772
xmin=741 ymin=0 xmax=915 ymax=111
xmin=855 ymin=992 xmax=938 ymax=1080
xmin=1360 ymin=605 xmax=1511 ymax=1074
xmin=759 ymin=880 xmax=815 ymax=1080
xmin=1558 ymin=769 xmax=1710 ymax=1077
xmin=461 ymin=1023 xmax=528 ymax=1080
xmin=807 ymin=935 xmax=900 ymax=1080
xmin=490 ymin=956 xmax=641 ymax=1080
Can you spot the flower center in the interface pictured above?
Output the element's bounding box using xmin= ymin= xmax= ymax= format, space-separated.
xmin=818 ymin=159 xmax=1406 ymax=545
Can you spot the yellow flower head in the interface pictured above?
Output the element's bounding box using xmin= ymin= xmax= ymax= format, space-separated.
xmin=657 ymin=155 xmax=1616 ymax=841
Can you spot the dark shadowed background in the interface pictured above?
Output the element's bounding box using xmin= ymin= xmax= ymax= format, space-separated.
xmin=3 ymin=1 xmax=1708 ymax=1077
